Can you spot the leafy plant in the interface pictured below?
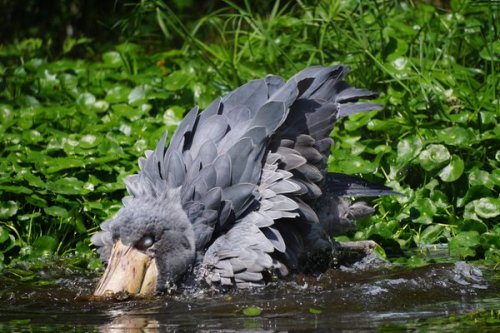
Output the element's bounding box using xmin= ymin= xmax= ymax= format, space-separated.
xmin=0 ymin=0 xmax=498 ymax=272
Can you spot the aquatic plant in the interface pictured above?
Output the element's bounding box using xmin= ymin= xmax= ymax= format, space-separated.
xmin=0 ymin=0 xmax=498 ymax=273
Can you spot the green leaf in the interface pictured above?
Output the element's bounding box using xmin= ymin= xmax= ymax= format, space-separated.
xmin=335 ymin=156 xmax=376 ymax=174
xmin=460 ymin=219 xmax=488 ymax=234
xmin=435 ymin=127 xmax=472 ymax=146
xmin=366 ymin=118 xmax=403 ymax=132
xmin=405 ymin=255 xmax=428 ymax=267
xmin=468 ymin=169 xmax=493 ymax=189
xmin=419 ymin=224 xmax=445 ymax=244
xmin=128 ymin=85 xmax=151 ymax=105
xmin=26 ymin=194 xmax=48 ymax=208
xmin=397 ymin=135 xmax=423 ymax=164
xmin=105 ymin=86 xmax=131 ymax=103
xmin=32 ymin=236 xmax=58 ymax=256
xmin=438 ymin=155 xmax=464 ymax=182
xmin=0 ymin=200 xmax=18 ymax=219
xmin=474 ymin=197 xmax=500 ymax=219
xmin=418 ymin=144 xmax=450 ymax=171
xmin=76 ymin=92 xmax=96 ymax=114
xmin=0 ymin=185 xmax=33 ymax=194
xmin=112 ymin=104 xmax=142 ymax=120
xmin=44 ymin=206 xmax=69 ymax=218
xmin=45 ymin=158 xmax=86 ymax=173
xmin=242 ymin=306 xmax=262 ymax=317
xmin=457 ymin=185 xmax=492 ymax=208
xmin=479 ymin=40 xmax=500 ymax=61
xmin=164 ymin=70 xmax=192 ymax=91
xmin=47 ymin=177 xmax=86 ymax=195
xmin=102 ymin=51 xmax=123 ymax=67
xmin=386 ymin=38 xmax=409 ymax=61
xmin=79 ymin=134 xmax=100 ymax=149
xmin=0 ymin=226 xmax=10 ymax=243
xmin=309 ymin=307 xmax=323 ymax=315
xmin=411 ymin=197 xmax=437 ymax=224
xmin=449 ymin=231 xmax=480 ymax=258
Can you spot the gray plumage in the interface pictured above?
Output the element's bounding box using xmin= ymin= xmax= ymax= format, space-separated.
xmin=91 ymin=65 xmax=393 ymax=290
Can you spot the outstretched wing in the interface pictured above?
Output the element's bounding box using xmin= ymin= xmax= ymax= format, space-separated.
xmin=118 ymin=69 xmax=329 ymax=254
xmin=202 ymin=66 xmax=387 ymax=285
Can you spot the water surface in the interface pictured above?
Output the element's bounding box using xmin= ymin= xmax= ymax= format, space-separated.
xmin=0 ymin=260 xmax=498 ymax=332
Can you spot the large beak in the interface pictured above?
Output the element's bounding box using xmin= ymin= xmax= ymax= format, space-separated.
xmin=93 ymin=240 xmax=158 ymax=298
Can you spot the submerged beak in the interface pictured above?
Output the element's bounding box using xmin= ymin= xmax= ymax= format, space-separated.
xmin=93 ymin=240 xmax=158 ymax=297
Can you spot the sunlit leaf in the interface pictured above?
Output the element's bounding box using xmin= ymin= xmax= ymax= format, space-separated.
xmin=468 ymin=169 xmax=493 ymax=189
xmin=76 ymin=92 xmax=97 ymax=114
xmin=0 ymin=201 xmax=18 ymax=219
xmin=438 ymin=155 xmax=464 ymax=182
xmin=434 ymin=127 xmax=472 ymax=147
xmin=106 ymin=86 xmax=131 ymax=103
xmin=419 ymin=224 xmax=445 ymax=244
xmin=164 ymin=70 xmax=192 ymax=91
xmin=397 ymin=135 xmax=423 ymax=164
xmin=474 ymin=197 xmax=500 ymax=219
xmin=128 ymin=85 xmax=151 ymax=105
xmin=102 ymin=51 xmax=123 ymax=67
xmin=79 ymin=134 xmax=100 ymax=149
xmin=418 ymin=144 xmax=450 ymax=171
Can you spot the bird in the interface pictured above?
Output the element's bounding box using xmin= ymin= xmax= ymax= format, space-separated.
xmin=91 ymin=65 xmax=393 ymax=297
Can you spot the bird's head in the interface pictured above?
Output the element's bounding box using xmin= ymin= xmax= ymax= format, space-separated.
xmin=93 ymin=190 xmax=196 ymax=297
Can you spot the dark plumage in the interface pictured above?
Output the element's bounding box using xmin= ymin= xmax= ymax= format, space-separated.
xmin=91 ymin=65 xmax=393 ymax=295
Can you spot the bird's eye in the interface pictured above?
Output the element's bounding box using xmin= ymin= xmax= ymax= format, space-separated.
xmin=136 ymin=235 xmax=155 ymax=251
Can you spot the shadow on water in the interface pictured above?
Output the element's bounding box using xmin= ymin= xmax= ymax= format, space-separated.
xmin=0 ymin=260 xmax=499 ymax=332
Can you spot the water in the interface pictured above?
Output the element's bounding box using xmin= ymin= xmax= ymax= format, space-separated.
xmin=0 ymin=261 xmax=498 ymax=332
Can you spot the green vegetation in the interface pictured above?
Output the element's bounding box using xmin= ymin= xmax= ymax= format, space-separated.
xmin=381 ymin=308 xmax=500 ymax=332
xmin=0 ymin=0 xmax=498 ymax=274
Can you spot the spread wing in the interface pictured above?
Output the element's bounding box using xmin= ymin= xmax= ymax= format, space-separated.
xmin=200 ymin=66 xmax=389 ymax=286
xmin=118 ymin=70 xmax=319 ymax=252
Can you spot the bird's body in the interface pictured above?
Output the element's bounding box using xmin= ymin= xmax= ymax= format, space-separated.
xmin=91 ymin=66 xmax=392 ymax=295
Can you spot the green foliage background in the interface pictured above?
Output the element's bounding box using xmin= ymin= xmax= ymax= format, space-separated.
xmin=0 ymin=0 xmax=498 ymax=273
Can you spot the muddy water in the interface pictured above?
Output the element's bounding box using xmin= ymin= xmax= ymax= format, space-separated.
xmin=0 ymin=261 xmax=498 ymax=332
